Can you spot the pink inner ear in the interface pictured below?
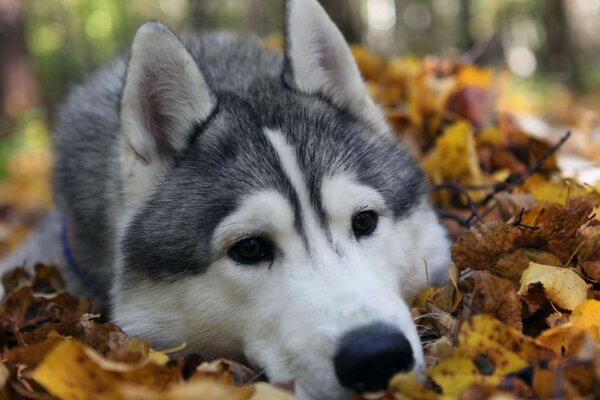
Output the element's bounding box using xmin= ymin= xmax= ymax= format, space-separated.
xmin=140 ymin=68 xmax=176 ymax=159
xmin=313 ymin=34 xmax=347 ymax=93
xmin=138 ymin=59 xmax=197 ymax=160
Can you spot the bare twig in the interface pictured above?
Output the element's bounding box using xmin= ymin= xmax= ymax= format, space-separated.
xmin=432 ymin=181 xmax=484 ymax=225
xmin=512 ymin=207 xmax=540 ymax=231
xmin=479 ymin=131 xmax=572 ymax=205
xmin=432 ymin=131 xmax=572 ymax=228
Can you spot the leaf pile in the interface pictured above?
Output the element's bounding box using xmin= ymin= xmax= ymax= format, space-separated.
xmin=0 ymin=265 xmax=293 ymax=399
xmin=1 ymin=49 xmax=600 ymax=399
xmin=352 ymin=49 xmax=600 ymax=399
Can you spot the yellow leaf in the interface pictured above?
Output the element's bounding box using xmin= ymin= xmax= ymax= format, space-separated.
xmin=119 ymin=380 xmax=255 ymax=400
xmin=518 ymin=262 xmax=590 ymax=310
xmin=350 ymin=45 xmax=383 ymax=80
xmin=427 ymin=315 xmax=553 ymax=398
xmin=389 ymin=372 xmax=438 ymax=400
xmin=457 ymin=65 xmax=493 ymax=88
xmin=422 ymin=121 xmax=483 ymax=187
xmin=32 ymin=340 xmax=123 ymax=400
xmin=476 ymin=126 xmax=504 ymax=146
xmin=250 ymin=383 xmax=296 ymax=400
xmin=32 ymin=339 xmax=179 ymax=399
xmin=536 ymin=299 xmax=600 ymax=353
xmin=428 ymin=358 xmax=501 ymax=398
xmin=528 ymin=179 xmax=600 ymax=206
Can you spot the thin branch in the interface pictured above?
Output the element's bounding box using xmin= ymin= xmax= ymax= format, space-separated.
xmin=479 ymin=131 xmax=572 ymax=205
xmin=435 ymin=208 xmax=470 ymax=227
xmin=432 ymin=131 xmax=572 ymax=228
xmin=432 ymin=182 xmax=484 ymax=225
xmin=512 ymin=207 xmax=540 ymax=231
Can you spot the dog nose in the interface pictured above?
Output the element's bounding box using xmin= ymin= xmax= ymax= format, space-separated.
xmin=334 ymin=323 xmax=414 ymax=393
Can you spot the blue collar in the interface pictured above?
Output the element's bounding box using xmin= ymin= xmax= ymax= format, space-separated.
xmin=61 ymin=218 xmax=88 ymax=287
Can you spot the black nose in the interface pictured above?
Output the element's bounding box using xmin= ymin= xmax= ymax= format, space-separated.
xmin=333 ymin=323 xmax=414 ymax=393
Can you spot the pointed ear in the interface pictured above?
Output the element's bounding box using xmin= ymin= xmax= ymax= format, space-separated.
xmin=283 ymin=0 xmax=388 ymax=132
xmin=120 ymin=22 xmax=215 ymax=203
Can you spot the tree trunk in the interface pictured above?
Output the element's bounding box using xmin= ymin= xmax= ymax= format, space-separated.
xmin=538 ymin=0 xmax=584 ymax=91
xmin=0 ymin=0 xmax=38 ymax=133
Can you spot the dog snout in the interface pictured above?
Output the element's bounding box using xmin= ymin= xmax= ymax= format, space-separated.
xmin=333 ymin=323 xmax=414 ymax=393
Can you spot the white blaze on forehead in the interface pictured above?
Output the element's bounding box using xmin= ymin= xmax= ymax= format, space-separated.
xmin=263 ymin=128 xmax=324 ymax=241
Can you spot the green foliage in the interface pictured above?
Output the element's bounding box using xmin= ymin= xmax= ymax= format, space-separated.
xmin=24 ymin=0 xmax=191 ymax=110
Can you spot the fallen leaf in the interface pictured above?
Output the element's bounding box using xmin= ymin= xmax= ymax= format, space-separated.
xmin=518 ymin=262 xmax=590 ymax=310
xmin=388 ymin=372 xmax=438 ymax=400
xmin=535 ymin=299 xmax=600 ymax=355
xmin=582 ymin=260 xmax=600 ymax=281
xmin=451 ymin=221 xmax=522 ymax=275
xmin=422 ymin=121 xmax=484 ymax=187
xmin=31 ymin=339 xmax=180 ymax=398
xmin=251 ymin=382 xmax=296 ymax=400
xmin=119 ymin=380 xmax=255 ymax=400
xmin=460 ymin=271 xmax=523 ymax=330
xmin=427 ymin=315 xmax=554 ymax=398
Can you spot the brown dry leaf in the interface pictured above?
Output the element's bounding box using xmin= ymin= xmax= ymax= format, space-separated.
xmin=446 ymin=86 xmax=490 ymax=127
xmin=493 ymin=248 xmax=562 ymax=283
xmin=79 ymin=313 xmax=130 ymax=356
xmin=1 ymin=285 xmax=90 ymax=343
xmin=520 ymin=198 xmax=595 ymax=263
xmin=531 ymin=359 xmax=598 ymax=398
xmin=460 ymin=271 xmax=523 ymax=330
xmin=190 ymin=359 xmax=258 ymax=386
xmin=0 ymin=362 xmax=9 ymax=392
xmin=576 ymin=223 xmax=600 ymax=262
xmin=428 ymin=336 xmax=454 ymax=362
xmin=582 ymin=260 xmax=600 ymax=281
xmin=494 ymin=192 xmax=536 ymax=222
xmin=452 ymin=200 xmax=595 ymax=280
xmin=451 ymin=221 xmax=522 ymax=275
xmin=415 ymin=264 xmax=462 ymax=313
xmin=518 ymin=262 xmax=590 ymax=311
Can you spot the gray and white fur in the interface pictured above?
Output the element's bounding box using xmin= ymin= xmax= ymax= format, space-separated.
xmin=1 ymin=0 xmax=450 ymax=398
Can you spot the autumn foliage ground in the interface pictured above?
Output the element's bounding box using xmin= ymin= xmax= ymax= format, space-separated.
xmin=1 ymin=47 xmax=600 ymax=399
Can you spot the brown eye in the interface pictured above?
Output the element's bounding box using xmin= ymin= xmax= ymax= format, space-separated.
xmin=228 ymin=237 xmax=273 ymax=265
xmin=352 ymin=210 xmax=378 ymax=238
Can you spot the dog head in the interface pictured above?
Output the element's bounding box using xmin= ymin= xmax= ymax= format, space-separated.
xmin=111 ymin=1 xmax=450 ymax=398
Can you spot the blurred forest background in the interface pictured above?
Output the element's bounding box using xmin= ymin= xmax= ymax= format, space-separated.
xmin=0 ymin=0 xmax=600 ymax=252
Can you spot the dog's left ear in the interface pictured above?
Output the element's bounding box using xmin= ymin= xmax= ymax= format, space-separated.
xmin=283 ymin=0 xmax=387 ymax=132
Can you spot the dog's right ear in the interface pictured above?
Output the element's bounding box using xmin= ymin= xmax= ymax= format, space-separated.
xmin=120 ymin=22 xmax=215 ymax=204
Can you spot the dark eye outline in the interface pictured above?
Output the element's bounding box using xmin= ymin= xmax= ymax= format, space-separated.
xmin=352 ymin=210 xmax=378 ymax=238
xmin=228 ymin=236 xmax=274 ymax=265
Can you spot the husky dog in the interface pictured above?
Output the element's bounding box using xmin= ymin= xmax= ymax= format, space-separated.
xmin=1 ymin=0 xmax=450 ymax=398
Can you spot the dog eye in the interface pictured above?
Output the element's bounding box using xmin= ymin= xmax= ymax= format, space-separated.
xmin=352 ymin=210 xmax=378 ymax=238
xmin=228 ymin=237 xmax=274 ymax=265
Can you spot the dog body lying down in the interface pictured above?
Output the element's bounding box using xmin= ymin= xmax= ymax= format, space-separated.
xmin=1 ymin=0 xmax=450 ymax=398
